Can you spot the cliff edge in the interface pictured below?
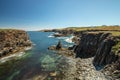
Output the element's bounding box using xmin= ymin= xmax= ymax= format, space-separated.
xmin=0 ymin=29 xmax=32 ymax=58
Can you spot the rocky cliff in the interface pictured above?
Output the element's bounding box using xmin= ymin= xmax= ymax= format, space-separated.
xmin=73 ymin=32 xmax=120 ymax=79
xmin=46 ymin=26 xmax=120 ymax=79
xmin=0 ymin=29 xmax=32 ymax=58
xmin=74 ymin=32 xmax=110 ymax=58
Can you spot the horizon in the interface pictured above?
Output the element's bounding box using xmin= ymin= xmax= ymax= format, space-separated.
xmin=1 ymin=25 xmax=120 ymax=31
xmin=0 ymin=0 xmax=120 ymax=31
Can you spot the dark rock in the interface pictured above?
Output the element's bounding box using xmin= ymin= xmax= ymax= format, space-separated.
xmin=74 ymin=32 xmax=110 ymax=58
xmin=68 ymin=45 xmax=76 ymax=50
xmin=48 ymin=40 xmax=62 ymax=50
xmin=56 ymin=40 xmax=62 ymax=50
xmin=53 ymin=33 xmax=64 ymax=37
xmin=93 ymin=37 xmax=116 ymax=67
xmin=73 ymin=32 xmax=120 ymax=70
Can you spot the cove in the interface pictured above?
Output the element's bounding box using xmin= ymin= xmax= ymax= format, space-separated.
xmin=0 ymin=31 xmax=73 ymax=80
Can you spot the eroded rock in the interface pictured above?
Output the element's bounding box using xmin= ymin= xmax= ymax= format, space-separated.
xmin=0 ymin=29 xmax=32 ymax=58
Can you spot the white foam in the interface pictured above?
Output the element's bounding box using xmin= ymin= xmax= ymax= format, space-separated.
xmin=0 ymin=47 xmax=32 ymax=63
xmin=48 ymin=34 xmax=54 ymax=38
xmin=25 ymin=47 xmax=32 ymax=50
xmin=48 ymin=35 xmax=54 ymax=38
xmin=64 ymin=36 xmax=74 ymax=43
xmin=33 ymin=43 xmax=36 ymax=46
xmin=0 ymin=52 xmax=25 ymax=63
xmin=57 ymin=37 xmax=67 ymax=39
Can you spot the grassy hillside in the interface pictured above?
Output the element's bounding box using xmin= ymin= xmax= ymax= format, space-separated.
xmin=64 ymin=26 xmax=120 ymax=36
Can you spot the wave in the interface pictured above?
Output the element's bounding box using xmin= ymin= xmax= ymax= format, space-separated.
xmin=56 ymin=35 xmax=74 ymax=43
xmin=48 ymin=34 xmax=54 ymax=38
xmin=0 ymin=47 xmax=32 ymax=63
xmin=64 ymin=44 xmax=73 ymax=47
xmin=64 ymin=36 xmax=74 ymax=43
xmin=0 ymin=52 xmax=25 ymax=63
xmin=57 ymin=37 xmax=67 ymax=39
xmin=25 ymin=46 xmax=32 ymax=50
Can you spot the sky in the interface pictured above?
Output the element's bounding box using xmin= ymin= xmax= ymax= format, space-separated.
xmin=0 ymin=0 xmax=120 ymax=31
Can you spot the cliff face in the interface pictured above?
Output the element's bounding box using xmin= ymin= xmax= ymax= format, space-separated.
xmin=0 ymin=29 xmax=32 ymax=57
xmin=73 ymin=32 xmax=120 ymax=79
xmin=93 ymin=37 xmax=118 ymax=67
xmin=74 ymin=32 xmax=111 ymax=58
xmin=74 ymin=32 xmax=120 ymax=67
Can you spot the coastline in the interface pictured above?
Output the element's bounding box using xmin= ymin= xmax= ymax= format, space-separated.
xmin=0 ymin=29 xmax=32 ymax=63
xmin=0 ymin=46 xmax=32 ymax=63
xmin=48 ymin=46 xmax=108 ymax=80
xmin=47 ymin=28 xmax=120 ymax=80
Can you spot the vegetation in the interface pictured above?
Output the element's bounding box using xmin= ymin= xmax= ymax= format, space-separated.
xmin=0 ymin=29 xmax=24 ymax=32
xmin=64 ymin=25 xmax=120 ymax=36
xmin=66 ymin=25 xmax=120 ymax=31
xmin=112 ymin=41 xmax=120 ymax=56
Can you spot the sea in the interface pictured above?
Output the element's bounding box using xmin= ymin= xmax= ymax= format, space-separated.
xmin=0 ymin=31 xmax=74 ymax=80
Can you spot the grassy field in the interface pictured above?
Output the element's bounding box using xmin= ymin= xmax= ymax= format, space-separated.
xmin=64 ymin=26 xmax=120 ymax=36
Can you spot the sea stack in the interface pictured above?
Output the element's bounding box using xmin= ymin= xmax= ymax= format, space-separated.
xmin=56 ymin=40 xmax=62 ymax=50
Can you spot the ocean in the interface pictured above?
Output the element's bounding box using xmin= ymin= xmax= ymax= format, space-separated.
xmin=0 ymin=31 xmax=74 ymax=80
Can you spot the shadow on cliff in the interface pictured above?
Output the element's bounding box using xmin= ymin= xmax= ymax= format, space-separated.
xmin=73 ymin=32 xmax=119 ymax=70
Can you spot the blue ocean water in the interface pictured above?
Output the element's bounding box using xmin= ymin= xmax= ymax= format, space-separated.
xmin=0 ymin=31 xmax=74 ymax=80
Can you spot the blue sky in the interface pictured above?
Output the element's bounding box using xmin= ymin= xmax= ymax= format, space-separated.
xmin=0 ymin=0 xmax=120 ymax=30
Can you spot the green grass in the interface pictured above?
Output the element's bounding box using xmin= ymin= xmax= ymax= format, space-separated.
xmin=64 ymin=26 xmax=120 ymax=37
xmin=112 ymin=41 xmax=120 ymax=56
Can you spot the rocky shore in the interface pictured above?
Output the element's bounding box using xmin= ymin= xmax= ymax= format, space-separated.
xmin=0 ymin=29 xmax=32 ymax=59
xmin=48 ymin=28 xmax=120 ymax=80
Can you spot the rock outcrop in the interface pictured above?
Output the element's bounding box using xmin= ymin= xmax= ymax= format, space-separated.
xmin=93 ymin=37 xmax=118 ymax=67
xmin=0 ymin=29 xmax=32 ymax=58
xmin=101 ymin=58 xmax=120 ymax=79
xmin=46 ymin=26 xmax=120 ymax=79
xmin=56 ymin=40 xmax=62 ymax=50
xmin=73 ymin=32 xmax=120 ymax=65
xmin=74 ymin=32 xmax=111 ymax=58
xmin=73 ymin=32 xmax=120 ymax=79
xmin=48 ymin=40 xmax=62 ymax=50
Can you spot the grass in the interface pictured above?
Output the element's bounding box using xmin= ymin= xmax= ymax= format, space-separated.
xmin=64 ymin=26 xmax=120 ymax=37
xmin=112 ymin=41 xmax=120 ymax=56
xmin=0 ymin=29 xmax=24 ymax=32
xmin=66 ymin=26 xmax=120 ymax=31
